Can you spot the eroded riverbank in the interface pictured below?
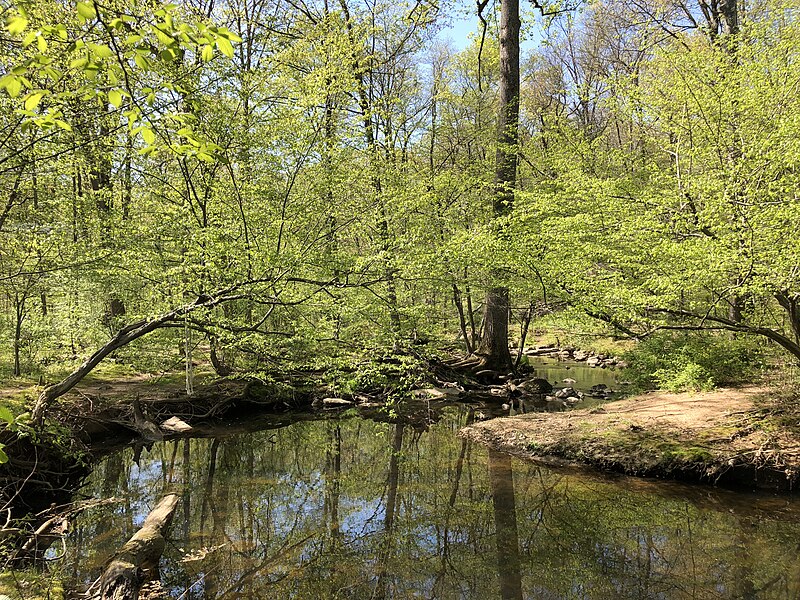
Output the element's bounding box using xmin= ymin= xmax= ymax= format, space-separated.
xmin=461 ymin=386 xmax=800 ymax=490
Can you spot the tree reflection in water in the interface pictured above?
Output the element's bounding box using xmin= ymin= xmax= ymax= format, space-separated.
xmin=64 ymin=408 xmax=800 ymax=598
xmin=488 ymin=448 xmax=523 ymax=600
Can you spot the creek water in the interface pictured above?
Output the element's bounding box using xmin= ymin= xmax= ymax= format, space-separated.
xmin=65 ymin=403 xmax=800 ymax=599
xmin=524 ymin=357 xmax=626 ymax=393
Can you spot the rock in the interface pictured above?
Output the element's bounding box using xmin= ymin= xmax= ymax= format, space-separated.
xmin=161 ymin=416 xmax=193 ymax=434
xmin=322 ymin=397 xmax=353 ymax=406
xmin=564 ymin=396 xmax=582 ymax=405
xmin=563 ymin=378 xmax=577 ymax=384
xmin=587 ymin=356 xmax=601 ymax=367
xmin=519 ymin=378 xmax=553 ymax=394
xmin=573 ymin=350 xmax=589 ymax=361
xmin=555 ymin=387 xmax=576 ymax=399
xmin=490 ymin=387 xmax=507 ymax=397
xmin=544 ymin=395 xmax=560 ymax=403
xmin=412 ymin=387 xmax=461 ymax=400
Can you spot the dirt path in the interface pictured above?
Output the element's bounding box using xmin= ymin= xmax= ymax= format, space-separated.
xmin=461 ymin=386 xmax=800 ymax=490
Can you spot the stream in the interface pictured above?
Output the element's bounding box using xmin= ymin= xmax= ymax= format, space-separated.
xmin=62 ymin=405 xmax=800 ymax=598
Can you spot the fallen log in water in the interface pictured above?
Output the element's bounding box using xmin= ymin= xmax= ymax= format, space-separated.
xmin=96 ymin=493 xmax=180 ymax=600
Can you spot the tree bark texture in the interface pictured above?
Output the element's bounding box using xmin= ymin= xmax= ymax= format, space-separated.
xmin=477 ymin=0 xmax=519 ymax=371
xmin=99 ymin=493 xmax=180 ymax=600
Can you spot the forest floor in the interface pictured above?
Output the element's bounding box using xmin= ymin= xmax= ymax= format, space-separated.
xmin=461 ymin=385 xmax=800 ymax=491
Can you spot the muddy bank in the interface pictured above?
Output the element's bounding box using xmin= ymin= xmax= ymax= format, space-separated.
xmin=460 ymin=386 xmax=800 ymax=491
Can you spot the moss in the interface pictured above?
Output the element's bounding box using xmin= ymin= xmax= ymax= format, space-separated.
xmin=0 ymin=389 xmax=35 ymax=418
xmin=661 ymin=445 xmax=715 ymax=464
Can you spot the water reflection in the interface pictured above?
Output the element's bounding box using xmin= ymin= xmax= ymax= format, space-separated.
xmin=65 ymin=408 xmax=800 ymax=598
xmin=489 ymin=448 xmax=522 ymax=600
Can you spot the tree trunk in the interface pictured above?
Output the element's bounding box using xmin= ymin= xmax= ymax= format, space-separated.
xmin=515 ymin=303 xmax=534 ymax=368
xmin=478 ymin=287 xmax=513 ymax=372
xmin=476 ymin=0 xmax=519 ymax=371
xmin=13 ymin=292 xmax=24 ymax=377
xmin=453 ymin=284 xmax=474 ymax=354
xmin=31 ymin=289 xmax=247 ymax=425
xmin=98 ymin=494 xmax=180 ymax=600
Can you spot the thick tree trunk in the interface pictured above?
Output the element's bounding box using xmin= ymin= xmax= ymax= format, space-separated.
xmin=98 ymin=494 xmax=180 ymax=600
xmin=476 ymin=0 xmax=519 ymax=371
xmin=478 ymin=287 xmax=513 ymax=372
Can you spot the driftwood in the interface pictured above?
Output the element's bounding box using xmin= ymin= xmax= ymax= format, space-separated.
xmin=98 ymin=493 xmax=180 ymax=600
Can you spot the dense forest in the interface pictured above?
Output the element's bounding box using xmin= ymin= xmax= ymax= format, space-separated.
xmin=5 ymin=0 xmax=800 ymax=596
xmin=1 ymin=0 xmax=800 ymax=409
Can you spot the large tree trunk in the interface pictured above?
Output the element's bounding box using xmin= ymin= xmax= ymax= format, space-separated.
xmin=476 ymin=0 xmax=519 ymax=372
xmin=479 ymin=287 xmax=513 ymax=372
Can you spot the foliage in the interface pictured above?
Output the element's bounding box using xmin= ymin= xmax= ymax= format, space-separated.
xmin=322 ymin=353 xmax=427 ymax=399
xmin=0 ymin=405 xmax=13 ymax=463
xmin=0 ymin=570 xmax=64 ymax=600
xmin=621 ymin=332 xmax=765 ymax=392
xmin=2 ymin=0 xmax=800 ymax=409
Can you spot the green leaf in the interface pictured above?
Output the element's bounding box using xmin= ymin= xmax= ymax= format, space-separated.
xmin=201 ymin=44 xmax=214 ymax=62
xmin=217 ymin=28 xmax=242 ymax=43
xmin=76 ymin=2 xmax=97 ymax=21
xmin=216 ymin=37 xmax=234 ymax=58
xmin=0 ymin=446 xmax=7 ymax=464
xmin=92 ymin=44 xmax=113 ymax=59
xmin=0 ymin=406 xmax=14 ymax=424
xmin=141 ymin=127 xmax=156 ymax=145
xmin=152 ymin=25 xmax=175 ymax=47
xmin=5 ymin=77 xmax=22 ymax=98
xmin=108 ymin=89 xmax=123 ymax=108
xmin=134 ymin=53 xmax=151 ymax=70
xmin=24 ymin=91 xmax=44 ymax=111
xmin=6 ymin=16 xmax=28 ymax=35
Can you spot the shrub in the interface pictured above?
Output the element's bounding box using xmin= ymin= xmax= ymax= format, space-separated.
xmin=622 ymin=332 xmax=765 ymax=392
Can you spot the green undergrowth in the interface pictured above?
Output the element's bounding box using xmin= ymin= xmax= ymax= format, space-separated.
xmin=620 ymin=332 xmax=767 ymax=392
xmin=0 ymin=570 xmax=64 ymax=600
xmin=315 ymin=352 xmax=429 ymax=401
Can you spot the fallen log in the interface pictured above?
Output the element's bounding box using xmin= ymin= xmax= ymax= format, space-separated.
xmin=98 ymin=493 xmax=180 ymax=600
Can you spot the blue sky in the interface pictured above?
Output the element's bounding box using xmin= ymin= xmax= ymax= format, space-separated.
xmin=437 ymin=14 xmax=482 ymax=50
xmin=435 ymin=9 xmax=544 ymax=53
